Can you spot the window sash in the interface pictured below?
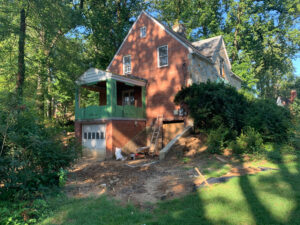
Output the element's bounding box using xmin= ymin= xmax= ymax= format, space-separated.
xmin=122 ymin=90 xmax=135 ymax=106
xmin=158 ymin=46 xmax=168 ymax=67
xmin=123 ymin=55 xmax=131 ymax=74
xmin=140 ymin=26 xmax=146 ymax=38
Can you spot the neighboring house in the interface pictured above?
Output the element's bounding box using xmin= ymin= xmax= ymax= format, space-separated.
xmin=75 ymin=11 xmax=242 ymax=159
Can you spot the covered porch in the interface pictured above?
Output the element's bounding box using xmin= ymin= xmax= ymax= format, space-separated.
xmin=75 ymin=68 xmax=147 ymax=121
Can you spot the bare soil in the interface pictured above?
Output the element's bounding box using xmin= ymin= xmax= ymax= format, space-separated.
xmin=64 ymin=134 xmax=272 ymax=206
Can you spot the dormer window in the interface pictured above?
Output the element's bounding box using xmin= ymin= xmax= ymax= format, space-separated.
xmin=158 ymin=45 xmax=168 ymax=67
xmin=123 ymin=55 xmax=131 ymax=74
xmin=140 ymin=26 xmax=146 ymax=38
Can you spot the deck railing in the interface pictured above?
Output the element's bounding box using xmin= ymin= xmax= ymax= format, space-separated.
xmin=76 ymin=105 xmax=145 ymax=120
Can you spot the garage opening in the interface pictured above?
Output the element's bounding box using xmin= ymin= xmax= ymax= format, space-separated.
xmin=82 ymin=124 xmax=106 ymax=159
xmin=162 ymin=120 xmax=185 ymax=148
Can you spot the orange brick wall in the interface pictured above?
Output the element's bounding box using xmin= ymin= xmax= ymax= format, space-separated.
xmin=75 ymin=120 xmax=146 ymax=159
xmin=111 ymin=120 xmax=146 ymax=152
xmin=108 ymin=13 xmax=189 ymax=125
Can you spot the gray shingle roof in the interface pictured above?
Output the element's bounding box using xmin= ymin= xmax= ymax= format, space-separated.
xmin=192 ymin=36 xmax=223 ymax=59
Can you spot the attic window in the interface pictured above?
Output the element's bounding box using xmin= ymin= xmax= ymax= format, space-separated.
xmin=158 ymin=45 xmax=168 ymax=67
xmin=140 ymin=26 xmax=146 ymax=38
xmin=123 ymin=55 xmax=131 ymax=74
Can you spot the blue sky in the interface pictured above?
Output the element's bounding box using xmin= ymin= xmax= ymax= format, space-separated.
xmin=293 ymin=57 xmax=300 ymax=77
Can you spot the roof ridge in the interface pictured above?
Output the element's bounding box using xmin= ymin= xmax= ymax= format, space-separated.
xmin=142 ymin=11 xmax=213 ymax=63
xmin=192 ymin=35 xmax=223 ymax=44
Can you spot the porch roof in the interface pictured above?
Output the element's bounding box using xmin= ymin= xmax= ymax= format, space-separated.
xmin=76 ymin=68 xmax=147 ymax=87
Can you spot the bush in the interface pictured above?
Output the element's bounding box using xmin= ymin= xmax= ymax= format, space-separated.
xmin=291 ymin=98 xmax=300 ymax=119
xmin=231 ymin=127 xmax=263 ymax=154
xmin=207 ymin=126 xmax=231 ymax=154
xmin=244 ymin=99 xmax=291 ymax=142
xmin=0 ymin=103 xmax=81 ymax=200
xmin=175 ymin=82 xmax=292 ymax=150
xmin=175 ymin=81 xmax=248 ymax=132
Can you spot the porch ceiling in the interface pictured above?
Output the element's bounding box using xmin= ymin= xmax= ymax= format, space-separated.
xmin=76 ymin=68 xmax=147 ymax=87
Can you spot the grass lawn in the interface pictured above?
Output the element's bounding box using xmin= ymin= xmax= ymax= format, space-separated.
xmin=38 ymin=153 xmax=300 ymax=225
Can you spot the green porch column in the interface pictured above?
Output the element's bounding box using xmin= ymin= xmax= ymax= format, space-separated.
xmin=106 ymin=79 xmax=117 ymax=117
xmin=142 ymin=86 xmax=146 ymax=118
xmin=75 ymin=85 xmax=80 ymax=120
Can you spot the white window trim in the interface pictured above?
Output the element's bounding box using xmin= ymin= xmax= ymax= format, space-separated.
xmin=140 ymin=26 xmax=146 ymax=38
xmin=157 ymin=45 xmax=168 ymax=68
xmin=123 ymin=55 xmax=131 ymax=74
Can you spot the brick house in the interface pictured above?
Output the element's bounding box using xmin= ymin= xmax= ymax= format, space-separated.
xmin=75 ymin=11 xmax=242 ymax=159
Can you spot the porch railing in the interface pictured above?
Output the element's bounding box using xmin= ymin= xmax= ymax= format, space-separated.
xmin=76 ymin=105 xmax=145 ymax=120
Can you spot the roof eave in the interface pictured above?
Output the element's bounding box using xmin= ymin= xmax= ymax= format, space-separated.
xmin=230 ymin=72 xmax=243 ymax=81
xmin=77 ymin=68 xmax=147 ymax=87
xmin=191 ymin=51 xmax=214 ymax=64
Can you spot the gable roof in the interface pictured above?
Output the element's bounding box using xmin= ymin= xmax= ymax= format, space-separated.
xmin=106 ymin=11 xmax=242 ymax=81
xmin=107 ymin=11 xmax=213 ymax=70
xmin=192 ymin=36 xmax=223 ymax=60
xmin=143 ymin=11 xmax=213 ymax=64
xmin=192 ymin=36 xmax=232 ymax=70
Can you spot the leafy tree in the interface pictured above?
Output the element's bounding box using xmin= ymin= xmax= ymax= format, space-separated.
xmin=150 ymin=0 xmax=300 ymax=97
xmin=83 ymin=0 xmax=145 ymax=69
xmin=0 ymin=0 xmax=86 ymax=120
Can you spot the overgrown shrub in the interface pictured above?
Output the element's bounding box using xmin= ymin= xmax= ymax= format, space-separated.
xmin=207 ymin=126 xmax=230 ymax=154
xmin=291 ymin=98 xmax=300 ymax=119
xmin=175 ymin=81 xmax=248 ymax=132
xmin=175 ymin=82 xmax=292 ymax=154
xmin=0 ymin=103 xmax=81 ymax=200
xmin=244 ymin=99 xmax=291 ymax=142
xmin=231 ymin=127 xmax=263 ymax=154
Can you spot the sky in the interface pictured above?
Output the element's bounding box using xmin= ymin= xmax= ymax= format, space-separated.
xmin=293 ymin=57 xmax=300 ymax=77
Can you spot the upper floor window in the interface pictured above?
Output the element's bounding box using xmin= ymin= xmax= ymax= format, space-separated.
xmin=123 ymin=55 xmax=131 ymax=74
xmin=140 ymin=26 xmax=146 ymax=38
xmin=158 ymin=45 xmax=168 ymax=67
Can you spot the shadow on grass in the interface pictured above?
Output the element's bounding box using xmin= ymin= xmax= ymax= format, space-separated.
xmin=39 ymin=136 xmax=300 ymax=225
xmin=238 ymin=144 xmax=300 ymax=225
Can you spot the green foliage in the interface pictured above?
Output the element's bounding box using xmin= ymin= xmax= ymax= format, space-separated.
xmin=150 ymin=0 xmax=300 ymax=96
xmin=0 ymin=100 xmax=81 ymax=200
xmin=58 ymin=168 xmax=68 ymax=188
xmin=0 ymin=198 xmax=52 ymax=225
xmin=175 ymin=82 xmax=293 ymax=154
xmin=291 ymin=98 xmax=300 ymax=119
xmin=231 ymin=127 xmax=263 ymax=154
xmin=207 ymin=126 xmax=230 ymax=154
xmin=182 ymin=157 xmax=191 ymax=164
xmin=244 ymin=99 xmax=292 ymax=142
xmin=83 ymin=0 xmax=145 ymax=69
xmin=80 ymin=87 xmax=100 ymax=107
xmin=175 ymin=82 xmax=248 ymax=132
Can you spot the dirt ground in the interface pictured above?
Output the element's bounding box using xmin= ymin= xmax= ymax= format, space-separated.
xmin=64 ymin=134 xmax=272 ymax=206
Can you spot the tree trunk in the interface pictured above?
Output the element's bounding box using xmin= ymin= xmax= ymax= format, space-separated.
xmin=36 ymin=74 xmax=44 ymax=114
xmin=80 ymin=0 xmax=84 ymax=9
xmin=16 ymin=8 xmax=26 ymax=103
xmin=232 ymin=4 xmax=240 ymax=63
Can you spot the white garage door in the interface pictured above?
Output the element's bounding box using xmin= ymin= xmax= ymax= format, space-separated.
xmin=82 ymin=124 xmax=106 ymax=158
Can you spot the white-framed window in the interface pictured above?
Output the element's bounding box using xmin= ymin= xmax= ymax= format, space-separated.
xmin=122 ymin=89 xmax=135 ymax=106
xmin=123 ymin=55 xmax=131 ymax=74
xmin=158 ymin=45 xmax=168 ymax=67
xmin=140 ymin=26 xmax=146 ymax=38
